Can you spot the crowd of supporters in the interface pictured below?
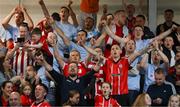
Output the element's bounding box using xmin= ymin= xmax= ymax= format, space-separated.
xmin=0 ymin=0 xmax=180 ymax=107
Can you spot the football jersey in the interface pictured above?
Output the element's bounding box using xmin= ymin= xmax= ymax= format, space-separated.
xmin=95 ymin=95 xmax=121 ymax=107
xmin=104 ymin=57 xmax=129 ymax=95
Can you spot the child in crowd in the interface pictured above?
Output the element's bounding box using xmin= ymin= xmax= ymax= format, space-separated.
xmin=20 ymin=83 xmax=33 ymax=106
xmin=95 ymin=82 xmax=121 ymax=107
xmin=168 ymin=94 xmax=180 ymax=107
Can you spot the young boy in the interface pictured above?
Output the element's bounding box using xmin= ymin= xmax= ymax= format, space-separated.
xmin=95 ymin=82 xmax=121 ymax=107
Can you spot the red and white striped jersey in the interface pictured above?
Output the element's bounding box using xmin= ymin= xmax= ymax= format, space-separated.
xmin=12 ymin=48 xmax=32 ymax=77
xmin=104 ymin=57 xmax=129 ymax=95
xmin=87 ymin=61 xmax=105 ymax=95
xmin=95 ymin=95 xmax=121 ymax=107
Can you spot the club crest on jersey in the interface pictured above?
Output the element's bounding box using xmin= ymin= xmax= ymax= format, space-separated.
xmin=78 ymin=69 xmax=82 ymax=74
xmin=119 ymin=64 xmax=122 ymax=69
xmin=76 ymin=79 xmax=80 ymax=83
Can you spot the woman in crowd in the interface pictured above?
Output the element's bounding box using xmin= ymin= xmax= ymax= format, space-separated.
xmin=168 ymin=94 xmax=180 ymax=107
xmin=132 ymin=93 xmax=151 ymax=107
xmin=0 ymin=81 xmax=13 ymax=107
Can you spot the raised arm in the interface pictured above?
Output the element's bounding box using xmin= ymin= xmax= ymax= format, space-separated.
xmin=50 ymin=20 xmax=70 ymax=46
xmin=68 ymin=0 xmax=79 ymax=27
xmin=122 ymin=0 xmax=127 ymax=10
xmin=38 ymin=0 xmax=71 ymax=46
xmin=21 ymin=5 xmax=34 ymax=31
xmin=139 ymin=52 xmax=149 ymax=69
xmin=80 ymin=41 xmax=106 ymax=60
xmin=38 ymin=0 xmax=50 ymax=18
xmin=128 ymin=44 xmax=151 ymax=64
xmin=2 ymin=7 xmax=18 ymax=29
xmin=93 ymin=32 xmax=106 ymax=47
xmin=5 ymin=43 xmax=20 ymax=61
xmin=154 ymin=40 xmax=169 ymax=67
xmin=154 ymin=25 xmax=177 ymax=41
xmin=35 ymin=53 xmax=64 ymax=84
xmin=98 ymin=4 xmax=108 ymax=32
xmin=53 ymin=44 xmax=65 ymax=68
xmin=103 ymin=24 xmax=129 ymax=44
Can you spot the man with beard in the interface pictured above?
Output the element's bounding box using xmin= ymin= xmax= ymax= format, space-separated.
xmin=35 ymin=52 xmax=100 ymax=106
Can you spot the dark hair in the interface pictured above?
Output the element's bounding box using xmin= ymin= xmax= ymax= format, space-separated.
xmin=36 ymin=83 xmax=48 ymax=93
xmin=111 ymin=44 xmax=121 ymax=50
xmin=165 ymin=9 xmax=174 ymax=14
xmin=134 ymin=25 xmax=144 ymax=30
xmin=85 ymin=16 xmax=94 ymax=22
xmin=68 ymin=90 xmax=79 ymax=98
xmin=63 ymin=90 xmax=80 ymax=106
xmin=114 ymin=10 xmax=125 ymax=15
xmin=102 ymin=82 xmax=112 ymax=89
xmin=106 ymin=13 xmax=114 ymax=19
xmin=19 ymin=22 xmax=29 ymax=31
xmin=34 ymin=49 xmax=42 ymax=57
xmin=78 ymin=29 xmax=88 ymax=37
xmin=31 ymin=28 xmax=42 ymax=36
xmin=51 ymin=12 xmax=60 ymax=21
xmin=27 ymin=65 xmax=36 ymax=72
xmin=60 ymin=6 xmax=69 ymax=13
xmin=155 ymin=68 xmax=164 ymax=75
xmin=1 ymin=81 xmax=13 ymax=89
xmin=136 ymin=14 xmax=146 ymax=21
xmin=175 ymin=59 xmax=180 ymax=67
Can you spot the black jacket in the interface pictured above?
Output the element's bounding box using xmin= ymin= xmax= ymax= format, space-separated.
xmin=49 ymin=69 xmax=95 ymax=105
xmin=147 ymin=83 xmax=173 ymax=106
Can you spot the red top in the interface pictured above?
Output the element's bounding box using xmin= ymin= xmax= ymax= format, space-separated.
xmin=87 ymin=61 xmax=105 ymax=95
xmin=104 ymin=57 xmax=129 ymax=95
xmin=63 ymin=62 xmax=87 ymax=77
xmin=127 ymin=17 xmax=136 ymax=32
xmin=30 ymin=101 xmax=51 ymax=107
xmin=80 ymin=0 xmax=99 ymax=13
xmin=1 ymin=96 xmax=8 ymax=107
xmin=39 ymin=35 xmax=52 ymax=56
xmin=21 ymin=95 xmax=33 ymax=106
xmin=95 ymin=95 xmax=121 ymax=107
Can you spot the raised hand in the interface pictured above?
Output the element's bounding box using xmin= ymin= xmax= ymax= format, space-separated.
xmin=101 ymin=20 xmax=107 ymax=26
xmin=77 ymin=39 xmax=84 ymax=46
xmin=176 ymin=26 xmax=180 ymax=42
xmin=102 ymin=4 xmax=108 ymax=14
xmin=68 ymin=0 xmax=73 ymax=8
xmin=20 ymin=4 xmax=27 ymax=12
xmin=46 ymin=16 xmax=55 ymax=25
xmin=171 ymin=24 xmax=177 ymax=31
xmin=39 ymin=0 xmax=44 ymax=5
xmin=90 ymin=38 xmax=96 ymax=46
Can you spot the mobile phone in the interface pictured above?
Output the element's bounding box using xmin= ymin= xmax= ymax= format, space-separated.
xmin=17 ymin=37 xmax=25 ymax=43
